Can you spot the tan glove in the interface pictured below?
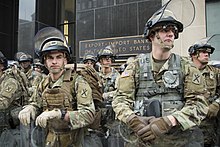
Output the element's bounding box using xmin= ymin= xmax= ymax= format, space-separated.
xmin=207 ymin=102 xmax=220 ymax=118
xmin=18 ymin=105 xmax=36 ymax=126
xmin=127 ymin=114 xmax=155 ymax=134
xmin=35 ymin=109 xmax=62 ymax=128
xmin=137 ymin=116 xmax=173 ymax=142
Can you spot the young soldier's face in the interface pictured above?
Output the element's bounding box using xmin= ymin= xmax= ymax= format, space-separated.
xmin=196 ymin=50 xmax=210 ymax=65
xmin=44 ymin=51 xmax=67 ymax=74
xmin=84 ymin=60 xmax=95 ymax=67
xmin=151 ymin=25 xmax=175 ymax=50
xmin=100 ymin=57 xmax=112 ymax=67
xmin=20 ymin=61 xmax=31 ymax=69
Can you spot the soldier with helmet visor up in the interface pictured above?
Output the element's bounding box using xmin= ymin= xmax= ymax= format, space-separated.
xmin=18 ymin=27 xmax=95 ymax=147
xmin=112 ymin=0 xmax=208 ymax=146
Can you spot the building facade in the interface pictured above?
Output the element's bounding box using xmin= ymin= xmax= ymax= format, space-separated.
xmin=0 ymin=0 xmax=219 ymax=62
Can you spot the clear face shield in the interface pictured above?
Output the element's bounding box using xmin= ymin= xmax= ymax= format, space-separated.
xmin=121 ymin=0 xmax=196 ymax=144
xmin=194 ymin=34 xmax=220 ymax=64
xmin=145 ymin=0 xmax=195 ymax=41
xmin=34 ymin=27 xmax=70 ymax=58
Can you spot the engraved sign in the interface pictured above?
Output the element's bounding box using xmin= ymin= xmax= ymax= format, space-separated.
xmin=79 ymin=35 xmax=152 ymax=57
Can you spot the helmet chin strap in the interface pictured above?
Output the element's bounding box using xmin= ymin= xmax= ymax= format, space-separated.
xmin=155 ymin=33 xmax=174 ymax=50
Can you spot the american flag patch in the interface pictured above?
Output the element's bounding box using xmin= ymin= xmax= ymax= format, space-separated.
xmin=121 ymin=71 xmax=129 ymax=77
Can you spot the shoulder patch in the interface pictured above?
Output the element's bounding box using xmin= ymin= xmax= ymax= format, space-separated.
xmin=121 ymin=71 xmax=130 ymax=77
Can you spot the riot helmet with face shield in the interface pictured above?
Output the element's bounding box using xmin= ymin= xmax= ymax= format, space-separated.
xmin=144 ymin=0 xmax=195 ymax=41
xmin=188 ymin=37 xmax=215 ymax=57
xmin=144 ymin=9 xmax=183 ymax=41
xmin=34 ymin=27 xmax=71 ymax=63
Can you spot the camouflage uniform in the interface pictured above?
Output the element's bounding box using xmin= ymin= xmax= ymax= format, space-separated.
xmin=190 ymin=65 xmax=220 ymax=146
xmin=187 ymin=35 xmax=220 ymax=146
xmin=18 ymin=27 xmax=95 ymax=147
xmin=0 ymin=65 xmax=30 ymax=146
xmin=29 ymin=69 xmax=95 ymax=147
xmin=99 ymin=67 xmax=123 ymax=146
xmin=112 ymin=53 xmax=208 ymax=147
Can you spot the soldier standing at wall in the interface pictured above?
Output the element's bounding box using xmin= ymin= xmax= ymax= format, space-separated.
xmin=97 ymin=46 xmax=124 ymax=147
xmin=18 ymin=27 xmax=95 ymax=147
xmin=188 ymin=35 xmax=220 ymax=147
xmin=0 ymin=51 xmax=30 ymax=146
xmin=112 ymin=1 xmax=208 ymax=146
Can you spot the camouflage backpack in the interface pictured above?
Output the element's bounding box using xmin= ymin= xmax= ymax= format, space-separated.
xmin=76 ymin=65 xmax=104 ymax=129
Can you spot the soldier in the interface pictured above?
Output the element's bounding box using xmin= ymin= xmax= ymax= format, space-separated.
xmin=188 ymin=35 xmax=220 ymax=146
xmin=18 ymin=27 xmax=95 ymax=147
xmin=0 ymin=51 xmax=30 ymax=146
xmin=83 ymin=54 xmax=96 ymax=68
xmin=97 ymin=46 xmax=123 ymax=147
xmin=97 ymin=45 xmax=120 ymax=103
xmin=112 ymin=2 xmax=208 ymax=147
xmin=16 ymin=52 xmax=33 ymax=79
xmin=28 ymin=59 xmax=47 ymax=95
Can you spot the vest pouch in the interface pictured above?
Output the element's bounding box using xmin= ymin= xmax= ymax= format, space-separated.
xmin=48 ymin=119 xmax=71 ymax=132
xmin=43 ymin=87 xmax=73 ymax=110
xmin=46 ymin=129 xmax=82 ymax=147
xmin=162 ymin=100 xmax=184 ymax=116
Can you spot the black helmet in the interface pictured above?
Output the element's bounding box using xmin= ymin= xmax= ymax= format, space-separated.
xmin=144 ymin=9 xmax=183 ymax=40
xmin=18 ymin=53 xmax=33 ymax=63
xmin=33 ymin=58 xmax=44 ymax=67
xmin=0 ymin=51 xmax=8 ymax=70
xmin=34 ymin=27 xmax=71 ymax=61
xmin=83 ymin=54 xmax=96 ymax=64
xmin=188 ymin=36 xmax=215 ymax=56
xmin=97 ymin=45 xmax=115 ymax=62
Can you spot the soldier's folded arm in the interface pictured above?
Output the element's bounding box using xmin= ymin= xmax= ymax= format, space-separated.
xmin=171 ymin=94 xmax=209 ymax=131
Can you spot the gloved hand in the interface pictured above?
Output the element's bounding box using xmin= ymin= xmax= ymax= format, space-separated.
xmin=126 ymin=114 xmax=155 ymax=134
xmin=207 ymin=102 xmax=220 ymax=118
xmin=137 ymin=116 xmax=173 ymax=142
xmin=35 ymin=109 xmax=62 ymax=128
xmin=18 ymin=105 xmax=36 ymax=126
xmin=102 ymin=93 xmax=109 ymax=100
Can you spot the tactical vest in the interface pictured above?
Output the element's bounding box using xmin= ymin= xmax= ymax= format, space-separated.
xmin=100 ymin=68 xmax=119 ymax=93
xmin=41 ymin=69 xmax=77 ymax=132
xmin=135 ymin=53 xmax=184 ymax=117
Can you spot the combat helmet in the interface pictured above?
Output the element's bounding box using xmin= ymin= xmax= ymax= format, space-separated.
xmin=83 ymin=54 xmax=96 ymax=64
xmin=34 ymin=27 xmax=71 ymax=62
xmin=17 ymin=53 xmax=33 ymax=63
xmin=97 ymin=45 xmax=115 ymax=62
xmin=188 ymin=36 xmax=215 ymax=56
xmin=0 ymin=51 xmax=8 ymax=70
xmin=144 ymin=9 xmax=183 ymax=40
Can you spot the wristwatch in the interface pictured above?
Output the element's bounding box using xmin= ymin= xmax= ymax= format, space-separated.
xmin=60 ymin=108 xmax=67 ymax=120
